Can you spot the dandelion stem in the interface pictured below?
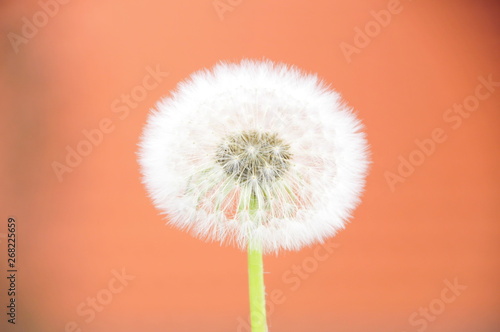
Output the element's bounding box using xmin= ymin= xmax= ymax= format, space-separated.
xmin=248 ymin=244 xmax=267 ymax=332
xmin=248 ymin=193 xmax=268 ymax=332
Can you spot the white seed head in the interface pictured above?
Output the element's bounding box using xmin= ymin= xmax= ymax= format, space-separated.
xmin=138 ymin=59 xmax=370 ymax=254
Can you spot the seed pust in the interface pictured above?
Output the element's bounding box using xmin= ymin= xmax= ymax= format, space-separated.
xmin=216 ymin=131 xmax=292 ymax=184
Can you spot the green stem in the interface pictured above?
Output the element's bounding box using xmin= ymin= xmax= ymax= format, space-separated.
xmin=247 ymin=192 xmax=268 ymax=331
xmin=248 ymin=243 xmax=267 ymax=332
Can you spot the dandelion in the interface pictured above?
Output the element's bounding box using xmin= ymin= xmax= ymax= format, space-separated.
xmin=138 ymin=60 xmax=369 ymax=331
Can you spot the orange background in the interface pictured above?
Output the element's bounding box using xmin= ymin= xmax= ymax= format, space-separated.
xmin=1 ymin=1 xmax=499 ymax=331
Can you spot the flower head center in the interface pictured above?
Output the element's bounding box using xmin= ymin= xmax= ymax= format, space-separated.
xmin=216 ymin=131 xmax=292 ymax=184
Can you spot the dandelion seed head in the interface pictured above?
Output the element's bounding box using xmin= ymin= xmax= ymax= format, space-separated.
xmin=138 ymin=59 xmax=370 ymax=254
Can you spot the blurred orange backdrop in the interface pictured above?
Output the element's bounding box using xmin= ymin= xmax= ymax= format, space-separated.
xmin=1 ymin=0 xmax=499 ymax=331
